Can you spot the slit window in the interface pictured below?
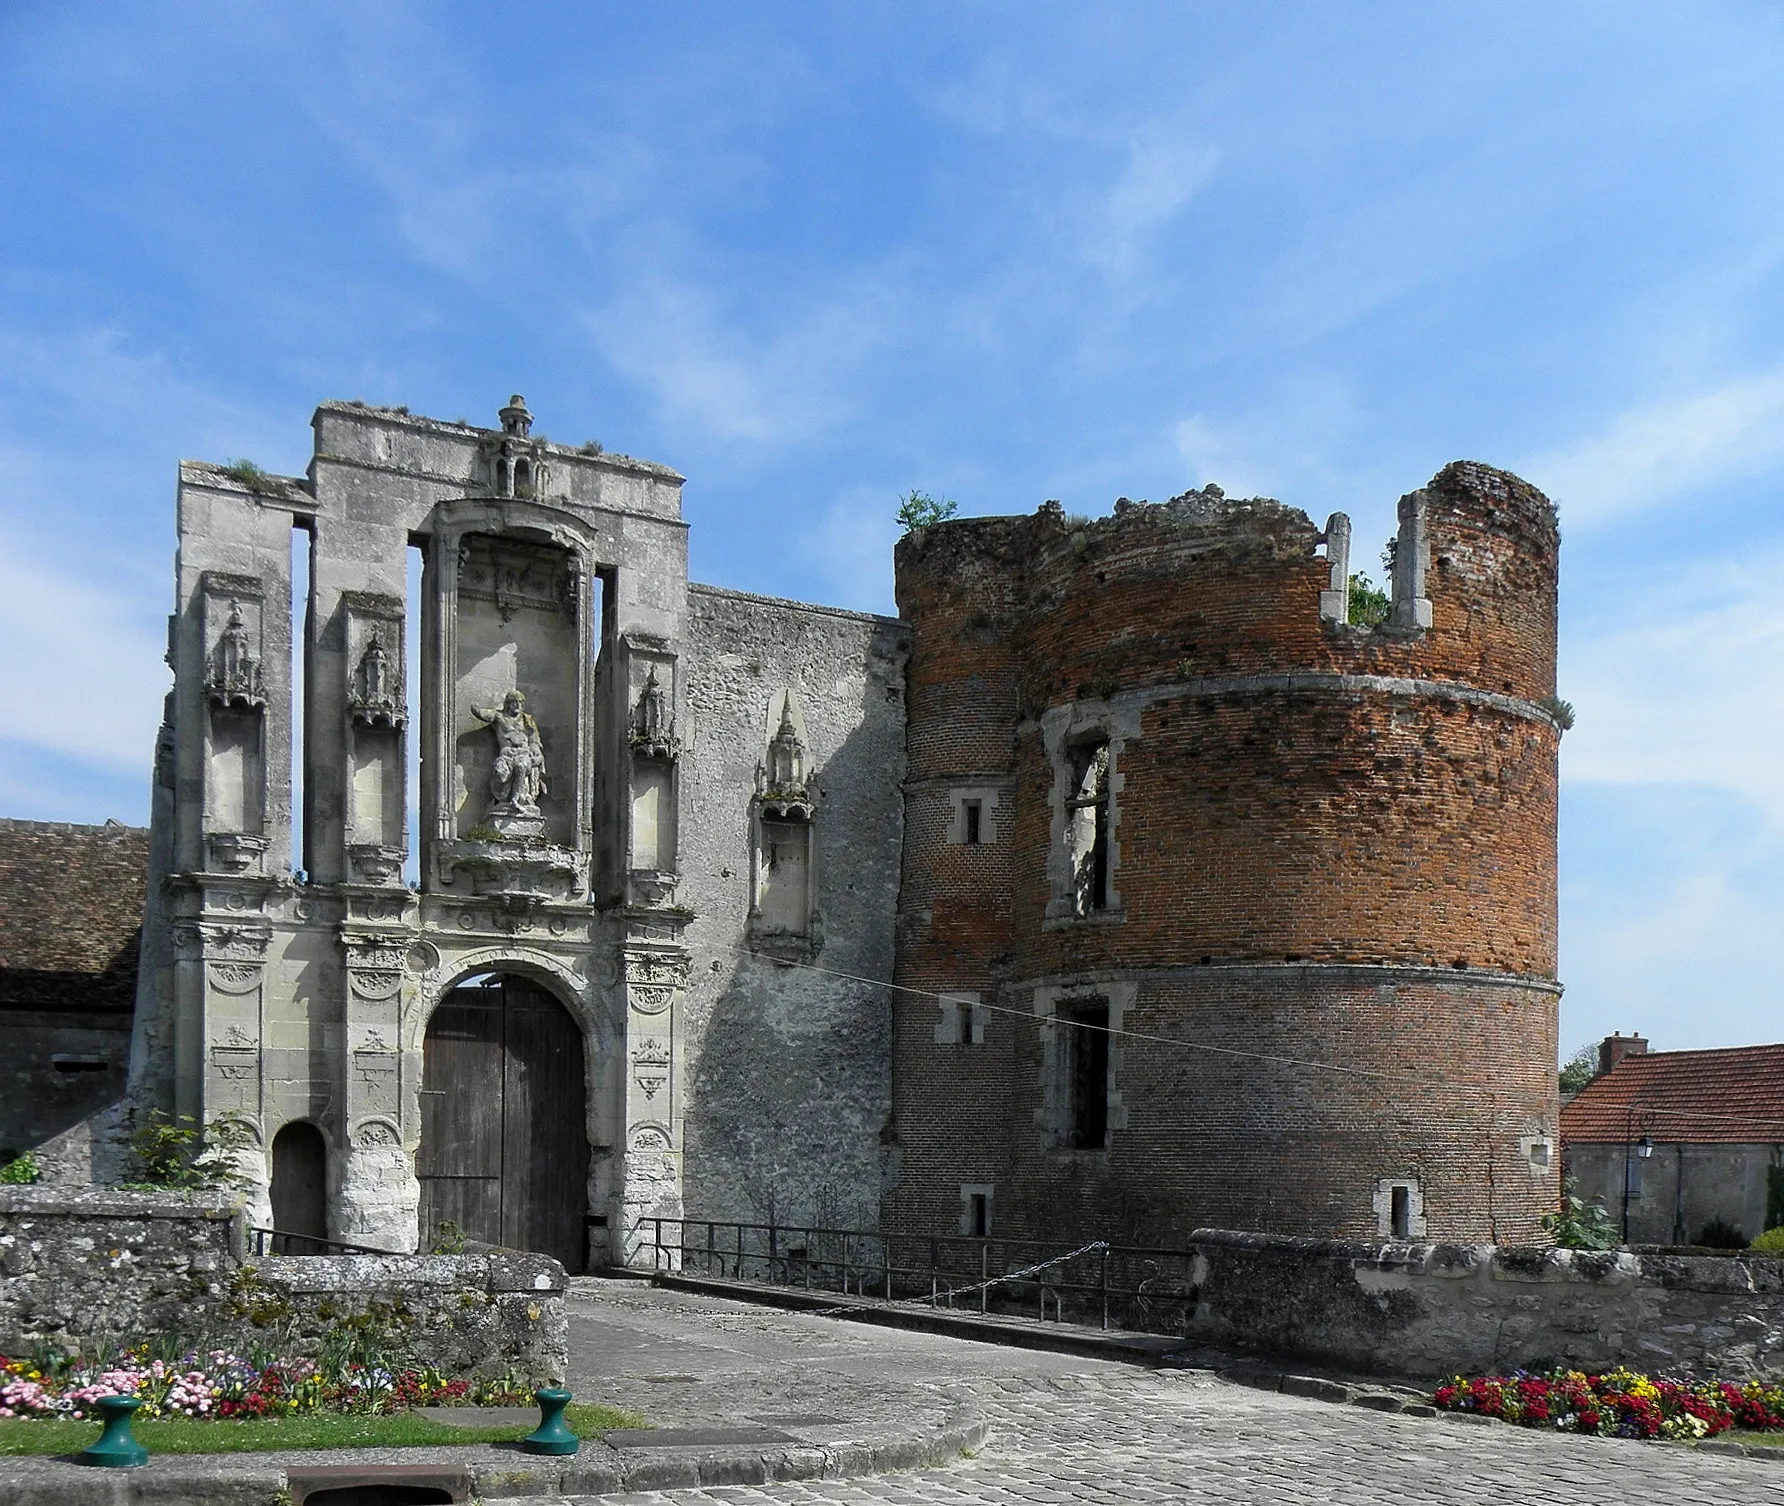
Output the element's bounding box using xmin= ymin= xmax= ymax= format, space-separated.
xmin=1390 ymin=1185 xmax=1411 ymax=1239
xmin=969 ymin=1192 xmax=989 ymax=1238
xmin=1062 ymin=999 xmax=1110 ymax=1149
xmin=963 ymin=799 xmax=982 ymax=845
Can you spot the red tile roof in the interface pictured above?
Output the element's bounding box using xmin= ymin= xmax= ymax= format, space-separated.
xmin=1561 ymin=1043 xmax=1784 ymax=1144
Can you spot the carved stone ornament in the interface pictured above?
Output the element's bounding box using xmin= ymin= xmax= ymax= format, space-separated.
xmin=206 ymin=832 xmax=269 ymax=874
xmin=206 ymin=961 xmax=263 ymax=993
xmin=342 ymin=932 xmax=411 ymax=974
xmin=198 ymin=922 xmax=272 ymax=960
xmin=443 ymin=839 xmax=584 ymax=903
xmin=354 ymin=1118 xmax=402 ymax=1149
xmin=756 ymin=699 xmax=813 ymax=818
xmin=628 ymin=1121 xmax=673 ymax=1152
xmin=206 ymin=600 xmax=265 ymax=709
xmin=628 ymin=984 xmax=675 ymax=1016
xmin=630 ymin=665 xmax=679 ymax=759
xmin=622 ymin=950 xmax=690 ymax=988
xmin=349 ymin=630 xmax=405 ymax=727
xmin=346 ymin=843 xmax=406 ymax=885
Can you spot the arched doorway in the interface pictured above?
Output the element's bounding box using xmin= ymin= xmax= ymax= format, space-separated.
xmin=269 ymin=1120 xmax=328 ymax=1252
xmin=417 ymin=972 xmax=590 ymax=1271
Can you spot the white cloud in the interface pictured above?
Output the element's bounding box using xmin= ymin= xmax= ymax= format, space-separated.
xmin=1521 ymin=367 xmax=1784 ymax=530
xmin=585 ymin=267 xmax=904 ymax=447
xmin=0 ymin=522 xmax=167 ymax=773
xmin=1083 ymin=135 xmax=1218 ymax=279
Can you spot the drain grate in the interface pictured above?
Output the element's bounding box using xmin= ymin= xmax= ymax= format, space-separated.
xmin=288 ymin=1464 xmax=473 ymax=1505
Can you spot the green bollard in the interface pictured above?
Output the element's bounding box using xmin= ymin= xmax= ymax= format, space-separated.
xmin=520 ymin=1387 xmax=579 ymax=1455
xmin=78 ymin=1394 xmax=149 ymax=1468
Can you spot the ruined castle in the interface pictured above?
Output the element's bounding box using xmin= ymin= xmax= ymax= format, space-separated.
xmin=13 ymin=397 xmax=1563 ymax=1266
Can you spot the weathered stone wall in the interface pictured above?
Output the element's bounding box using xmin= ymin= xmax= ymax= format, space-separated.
xmin=888 ymin=463 xmax=1562 ymax=1246
xmin=1185 ymin=1228 xmax=1784 ymax=1379
xmin=677 ymin=585 xmax=908 ymax=1230
xmin=1567 ymin=1140 xmax=1784 ymax=1248
xmin=0 ymin=1189 xmax=565 ymax=1380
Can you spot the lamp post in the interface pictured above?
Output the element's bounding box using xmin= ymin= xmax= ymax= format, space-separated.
xmin=1621 ymin=1106 xmax=1655 ymax=1244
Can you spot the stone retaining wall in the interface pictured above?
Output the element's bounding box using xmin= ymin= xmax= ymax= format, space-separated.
xmin=0 ymin=1188 xmax=565 ymax=1379
xmin=1186 ymin=1228 xmax=1784 ymax=1378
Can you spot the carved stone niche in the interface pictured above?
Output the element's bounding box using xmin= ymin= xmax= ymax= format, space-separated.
xmin=445 ymin=840 xmax=585 ymax=902
xmin=341 ymin=591 xmax=408 ymax=881
xmin=200 ymin=573 xmax=269 ymax=869
xmin=748 ymin=689 xmax=819 ymax=960
xmin=476 ymin=395 xmax=553 ymax=502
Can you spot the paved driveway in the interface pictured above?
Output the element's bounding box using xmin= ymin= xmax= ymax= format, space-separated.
xmin=562 ymin=1279 xmax=1784 ymax=1505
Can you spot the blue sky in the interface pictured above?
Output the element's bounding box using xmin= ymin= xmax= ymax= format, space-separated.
xmin=3 ymin=2 xmax=1783 ymax=1058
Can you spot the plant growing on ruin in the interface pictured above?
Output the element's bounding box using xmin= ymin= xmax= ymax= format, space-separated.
xmin=1538 ymin=694 xmax=1576 ymax=731
xmin=1750 ymin=1226 xmax=1784 ymax=1254
xmin=0 ymin=1151 xmax=40 ymax=1184
xmin=895 ymin=489 xmax=958 ymax=532
xmin=217 ymin=459 xmax=284 ymax=495
xmin=124 ymin=1110 xmax=258 ymax=1193
xmin=1543 ymin=1178 xmax=1618 ymax=1249
xmin=1347 ymin=572 xmax=1390 ymax=626
xmin=430 ymin=1219 xmax=468 ymax=1254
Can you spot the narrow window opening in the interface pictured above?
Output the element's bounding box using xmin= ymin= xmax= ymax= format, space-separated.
xmin=1390 ymin=1185 xmax=1411 ymax=1239
xmin=1063 ymin=1000 xmax=1110 ymax=1149
xmin=405 ymin=543 xmax=424 ymax=887
xmin=963 ymin=799 xmax=982 ymax=845
xmin=290 ymin=521 xmax=313 ymax=879
xmin=960 ymin=1002 xmax=978 ymax=1045
xmin=1066 ymin=740 xmax=1111 ymax=914
xmin=968 ymin=1192 xmax=989 ymax=1238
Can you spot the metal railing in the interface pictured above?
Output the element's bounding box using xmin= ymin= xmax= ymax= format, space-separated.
xmin=630 ymin=1217 xmax=1201 ymax=1336
xmin=248 ymin=1226 xmax=402 ymax=1257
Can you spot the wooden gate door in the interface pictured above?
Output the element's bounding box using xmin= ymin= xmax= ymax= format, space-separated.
xmin=418 ymin=975 xmax=589 ymax=1271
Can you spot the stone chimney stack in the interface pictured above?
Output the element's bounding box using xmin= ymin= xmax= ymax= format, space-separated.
xmin=1598 ymin=1032 xmax=1649 ymax=1076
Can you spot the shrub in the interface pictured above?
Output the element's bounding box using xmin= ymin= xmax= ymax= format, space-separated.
xmin=124 ymin=1110 xmax=257 ymax=1192
xmin=1750 ymin=1225 xmax=1784 ymax=1255
xmin=0 ymin=1151 xmax=41 ymax=1184
xmin=896 ymin=490 xmax=958 ymax=532
xmin=1347 ymin=572 xmax=1390 ymax=626
xmin=1543 ymin=1179 xmax=1619 ymax=1249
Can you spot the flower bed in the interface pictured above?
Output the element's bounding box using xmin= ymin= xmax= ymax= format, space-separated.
xmin=1 ymin=1348 xmax=532 ymax=1421
xmin=1434 ymin=1368 xmax=1784 ymax=1440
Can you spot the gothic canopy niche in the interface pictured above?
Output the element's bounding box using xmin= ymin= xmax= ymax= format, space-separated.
xmin=423 ymin=488 xmax=599 ymax=905
xmin=341 ymin=591 xmax=407 ymax=886
xmin=627 ymin=656 xmax=680 ymax=907
xmin=200 ymin=573 xmax=270 ymax=875
xmin=749 ymin=689 xmax=820 ymax=960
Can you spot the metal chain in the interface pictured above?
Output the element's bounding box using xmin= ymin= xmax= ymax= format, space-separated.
xmin=800 ymin=1237 xmax=1113 ymax=1318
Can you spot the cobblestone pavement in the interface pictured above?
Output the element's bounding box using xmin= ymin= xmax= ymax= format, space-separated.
xmin=561 ymin=1279 xmax=1784 ymax=1506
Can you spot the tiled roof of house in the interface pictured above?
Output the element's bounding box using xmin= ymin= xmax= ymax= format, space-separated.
xmin=0 ymin=817 xmax=148 ymax=1012
xmin=1561 ymin=1043 xmax=1784 ymax=1144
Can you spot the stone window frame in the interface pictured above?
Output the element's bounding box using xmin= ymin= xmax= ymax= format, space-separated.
xmin=946 ymin=786 xmax=1004 ymax=846
xmin=1373 ymin=1177 xmax=1428 ymax=1239
xmin=934 ymin=991 xmax=988 ymax=1047
xmin=1040 ymin=700 xmax=1138 ymax=927
xmin=1032 ymin=981 xmax=1133 ymax=1154
xmin=959 ymin=1183 xmax=995 ymax=1237
xmin=1518 ymin=1133 xmax=1555 ymax=1178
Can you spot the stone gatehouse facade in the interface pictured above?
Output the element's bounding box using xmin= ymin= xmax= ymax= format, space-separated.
xmin=58 ymin=396 xmax=1561 ymax=1265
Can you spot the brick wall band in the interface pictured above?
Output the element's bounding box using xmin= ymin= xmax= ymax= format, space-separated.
xmin=889 ymin=461 xmax=1561 ymax=1245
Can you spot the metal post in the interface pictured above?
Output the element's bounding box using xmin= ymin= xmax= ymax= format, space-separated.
xmin=980 ymin=1242 xmax=988 ymax=1314
xmin=930 ymin=1238 xmax=938 ymax=1306
xmin=1101 ymin=1246 xmax=1110 ymax=1331
xmin=707 ymin=1220 xmax=716 ymax=1275
xmin=736 ymin=1221 xmax=743 ymax=1280
xmin=769 ymin=1219 xmax=779 ymax=1285
xmin=883 ymin=1237 xmax=891 ymax=1300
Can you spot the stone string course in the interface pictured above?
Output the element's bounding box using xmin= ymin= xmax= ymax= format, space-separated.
xmin=0 ymin=1188 xmax=567 ymax=1379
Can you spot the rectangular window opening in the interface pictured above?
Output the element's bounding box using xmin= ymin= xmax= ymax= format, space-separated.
xmin=1064 ymin=1000 xmax=1110 ymax=1150
xmin=963 ymin=799 xmax=982 ymax=845
xmin=1066 ymin=740 xmax=1111 ymax=914
xmin=960 ymin=1001 xmax=978 ymax=1045
xmin=404 ymin=542 xmax=424 ymax=887
xmin=1390 ymin=1185 xmax=1411 ymax=1240
xmin=968 ymin=1192 xmax=989 ymax=1239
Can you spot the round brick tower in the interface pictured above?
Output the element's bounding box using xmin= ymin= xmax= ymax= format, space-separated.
xmin=887 ymin=463 xmax=1561 ymax=1245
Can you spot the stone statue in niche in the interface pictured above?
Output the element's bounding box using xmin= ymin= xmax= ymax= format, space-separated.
xmin=470 ymin=690 xmax=547 ymax=835
xmin=207 ymin=601 xmax=264 ymax=708
xmin=630 ymin=666 xmax=678 ymax=759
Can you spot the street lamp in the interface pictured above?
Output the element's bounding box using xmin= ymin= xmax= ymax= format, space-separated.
xmin=1621 ymin=1107 xmax=1655 ymax=1244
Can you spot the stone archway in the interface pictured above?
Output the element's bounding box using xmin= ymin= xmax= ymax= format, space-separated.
xmin=417 ymin=971 xmax=590 ymax=1271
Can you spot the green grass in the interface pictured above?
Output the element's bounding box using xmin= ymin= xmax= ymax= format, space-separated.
xmin=0 ymin=1403 xmax=642 ymax=1456
xmin=1744 ymin=1433 xmax=1784 ymax=1448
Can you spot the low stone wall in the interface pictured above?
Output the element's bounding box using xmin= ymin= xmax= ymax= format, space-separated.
xmin=1186 ymin=1228 xmax=1784 ymax=1379
xmin=0 ymin=1188 xmax=565 ymax=1380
